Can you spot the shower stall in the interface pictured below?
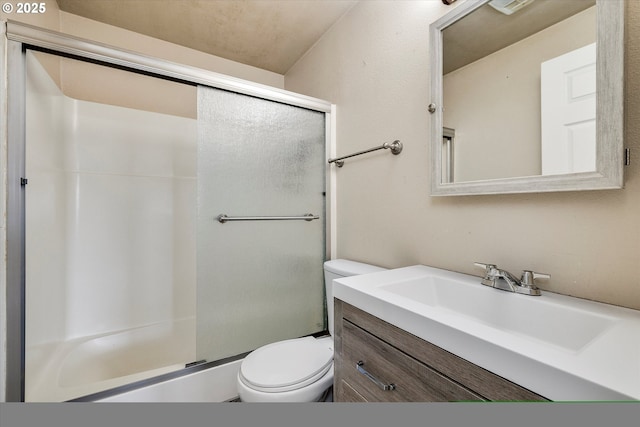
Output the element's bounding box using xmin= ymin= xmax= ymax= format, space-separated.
xmin=3 ymin=22 xmax=333 ymax=402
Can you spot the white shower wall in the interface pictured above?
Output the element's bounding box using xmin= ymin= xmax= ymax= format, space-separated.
xmin=60 ymin=101 xmax=196 ymax=339
xmin=25 ymin=52 xmax=197 ymax=400
xmin=63 ymin=106 xmax=196 ymax=338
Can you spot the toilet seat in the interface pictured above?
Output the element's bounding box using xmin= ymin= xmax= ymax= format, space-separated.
xmin=239 ymin=337 xmax=333 ymax=393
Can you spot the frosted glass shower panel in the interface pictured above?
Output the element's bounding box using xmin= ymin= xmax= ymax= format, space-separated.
xmin=197 ymin=87 xmax=326 ymax=362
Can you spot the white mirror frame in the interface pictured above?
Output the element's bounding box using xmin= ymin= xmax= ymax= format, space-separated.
xmin=429 ymin=0 xmax=624 ymax=196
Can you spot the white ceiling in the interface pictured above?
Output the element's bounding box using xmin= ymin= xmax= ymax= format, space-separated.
xmin=56 ymin=0 xmax=357 ymax=74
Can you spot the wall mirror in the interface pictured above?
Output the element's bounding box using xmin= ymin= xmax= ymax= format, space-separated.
xmin=429 ymin=0 xmax=624 ymax=196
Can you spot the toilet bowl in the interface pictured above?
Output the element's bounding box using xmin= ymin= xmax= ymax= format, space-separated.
xmin=236 ymin=259 xmax=386 ymax=402
xmin=237 ymin=336 xmax=334 ymax=402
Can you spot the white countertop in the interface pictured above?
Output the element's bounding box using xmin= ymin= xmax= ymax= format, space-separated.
xmin=333 ymin=265 xmax=640 ymax=401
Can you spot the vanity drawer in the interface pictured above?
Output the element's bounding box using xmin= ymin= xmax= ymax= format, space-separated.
xmin=334 ymin=300 xmax=549 ymax=402
xmin=340 ymin=320 xmax=484 ymax=402
xmin=337 ymin=379 xmax=368 ymax=402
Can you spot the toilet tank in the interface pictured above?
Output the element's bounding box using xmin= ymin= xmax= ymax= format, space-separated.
xmin=323 ymin=259 xmax=386 ymax=335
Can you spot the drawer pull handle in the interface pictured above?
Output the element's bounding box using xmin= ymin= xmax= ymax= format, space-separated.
xmin=356 ymin=361 xmax=396 ymax=391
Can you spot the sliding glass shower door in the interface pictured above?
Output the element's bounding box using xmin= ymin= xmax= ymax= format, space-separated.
xmin=19 ymin=48 xmax=326 ymax=402
xmin=196 ymin=87 xmax=326 ymax=362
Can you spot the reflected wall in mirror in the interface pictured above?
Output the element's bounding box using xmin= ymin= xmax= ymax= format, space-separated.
xmin=430 ymin=0 xmax=624 ymax=196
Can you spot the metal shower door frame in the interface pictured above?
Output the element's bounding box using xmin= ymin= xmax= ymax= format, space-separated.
xmin=1 ymin=20 xmax=335 ymax=401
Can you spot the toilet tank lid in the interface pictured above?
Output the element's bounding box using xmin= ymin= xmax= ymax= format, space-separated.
xmin=324 ymin=259 xmax=386 ymax=277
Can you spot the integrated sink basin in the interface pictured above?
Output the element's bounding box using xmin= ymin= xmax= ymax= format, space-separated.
xmin=381 ymin=277 xmax=617 ymax=352
xmin=333 ymin=265 xmax=640 ymax=401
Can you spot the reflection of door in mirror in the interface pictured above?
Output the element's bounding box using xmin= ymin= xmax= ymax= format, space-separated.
xmin=541 ymin=43 xmax=596 ymax=175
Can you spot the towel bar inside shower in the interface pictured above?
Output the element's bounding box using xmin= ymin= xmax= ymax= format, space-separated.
xmin=216 ymin=214 xmax=319 ymax=223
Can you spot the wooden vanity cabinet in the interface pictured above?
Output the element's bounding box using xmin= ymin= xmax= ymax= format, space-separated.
xmin=333 ymin=299 xmax=548 ymax=402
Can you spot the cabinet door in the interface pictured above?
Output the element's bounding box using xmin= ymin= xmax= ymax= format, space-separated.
xmin=340 ymin=320 xmax=484 ymax=402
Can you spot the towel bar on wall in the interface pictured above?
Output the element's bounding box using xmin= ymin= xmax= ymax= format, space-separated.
xmin=217 ymin=214 xmax=319 ymax=223
xmin=328 ymin=140 xmax=403 ymax=167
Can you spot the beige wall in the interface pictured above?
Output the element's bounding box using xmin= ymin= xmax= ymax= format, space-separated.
xmin=2 ymin=1 xmax=285 ymax=118
xmin=0 ymin=0 xmax=60 ymax=29
xmin=57 ymin=12 xmax=284 ymax=89
xmin=0 ymin=0 xmax=62 ymax=82
xmin=59 ymin=53 xmax=197 ymax=118
xmin=1 ymin=0 xmax=284 ymax=89
xmin=285 ymin=0 xmax=640 ymax=311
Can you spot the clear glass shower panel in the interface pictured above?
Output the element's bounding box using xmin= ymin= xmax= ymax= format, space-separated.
xmin=197 ymin=87 xmax=326 ymax=362
xmin=24 ymin=50 xmax=197 ymax=401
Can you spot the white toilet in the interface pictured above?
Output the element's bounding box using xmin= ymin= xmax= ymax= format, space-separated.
xmin=236 ymin=259 xmax=386 ymax=402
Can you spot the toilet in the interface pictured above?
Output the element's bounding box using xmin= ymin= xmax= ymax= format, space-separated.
xmin=236 ymin=259 xmax=386 ymax=402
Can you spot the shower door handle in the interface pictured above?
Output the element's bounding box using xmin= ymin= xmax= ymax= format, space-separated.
xmin=217 ymin=213 xmax=319 ymax=223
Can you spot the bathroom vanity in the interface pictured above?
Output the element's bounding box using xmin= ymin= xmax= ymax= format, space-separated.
xmin=334 ymin=300 xmax=547 ymax=402
xmin=332 ymin=266 xmax=640 ymax=402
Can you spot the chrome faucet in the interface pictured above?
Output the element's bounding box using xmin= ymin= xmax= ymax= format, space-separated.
xmin=474 ymin=263 xmax=549 ymax=296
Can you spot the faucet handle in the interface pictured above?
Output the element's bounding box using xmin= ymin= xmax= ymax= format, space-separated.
xmin=474 ymin=263 xmax=498 ymax=287
xmin=474 ymin=262 xmax=498 ymax=276
xmin=520 ymin=270 xmax=550 ymax=287
xmin=474 ymin=262 xmax=497 ymax=271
